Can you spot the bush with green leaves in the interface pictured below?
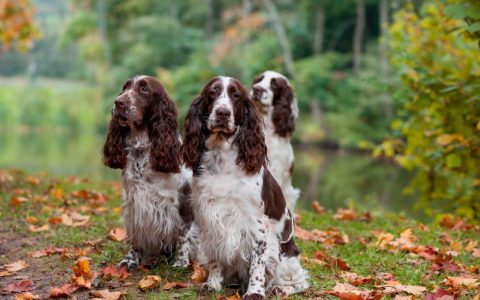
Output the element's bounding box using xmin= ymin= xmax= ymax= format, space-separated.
xmin=378 ymin=1 xmax=480 ymax=219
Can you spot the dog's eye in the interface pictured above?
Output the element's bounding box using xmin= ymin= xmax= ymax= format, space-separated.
xmin=208 ymin=90 xmax=216 ymax=98
xmin=140 ymin=86 xmax=149 ymax=93
xmin=232 ymin=92 xmax=240 ymax=100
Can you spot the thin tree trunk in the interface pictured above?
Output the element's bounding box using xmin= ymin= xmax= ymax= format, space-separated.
xmin=241 ymin=0 xmax=252 ymax=80
xmin=262 ymin=0 xmax=295 ymax=77
xmin=313 ymin=1 xmax=325 ymax=55
xmin=353 ymin=0 xmax=365 ymax=77
xmin=379 ymin=0 xmax=393 ymax=119
xmin=327 ymin=19 xmax=355 ymax=51
xmin=97 ymin=0 xmax=111 ymax=67
xmin=206 ymin=0 xmax=222 ymax=39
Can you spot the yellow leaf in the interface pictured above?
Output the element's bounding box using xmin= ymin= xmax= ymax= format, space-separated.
xmin=138 ymin=275 xmax=162 ymax=291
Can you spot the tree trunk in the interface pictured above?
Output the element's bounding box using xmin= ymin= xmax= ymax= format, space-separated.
xmin=379 ymin=0 xmax=393 ymax=119
xmin=262 ymin=0 xmax=295 ymax=77
xmin=241 ymin=0 xmax=252 ymax=80
xmin=353 ymin=0 xmax=365 ymax=77
xmin=313 ymin=1 xmax=325 ymax=55
xmin=206 ymin=0 xmax=222 ymax=39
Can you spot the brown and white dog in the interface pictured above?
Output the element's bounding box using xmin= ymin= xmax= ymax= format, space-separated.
xmin=250 ymin=71 xmax=300 ymax=212
xmin=102 ymin=75 xmax=197 ymax=270
xmin=182 ymin=76 xmax=308 ymax=299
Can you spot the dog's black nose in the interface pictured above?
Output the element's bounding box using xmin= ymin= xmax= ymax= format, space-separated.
xmin=114 ymin=98 xmax=127 ymax=108
xmin=215 ymin=108 xmax=231 ymax=119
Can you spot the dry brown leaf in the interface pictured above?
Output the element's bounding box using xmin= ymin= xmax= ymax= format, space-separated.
xmin=295 ymin=226 xmax=348 ymax=247
xmin=108 ymin=228 xmax=127 ymax=241
xmin=26 ymin=216 xmax=38 ymax=224
xmin=473 ymin=249 xmax=480 ymax=258
xmin=49 ymin=283 xmax=79 ymax=298
xmin=102 ymin=265 xmax=130 ymax=279
xmin=29 ymin=247 xmax=67 ymax=258
xmin=328 ymin=282 xmax=383 ymax=300
xmin=217 ymin=291 xmax=241 ymax=300
xmin=163 ymin=281 xmax=191 ymax=290
xmin=340 ymin=272 xmax=375 ymax=286
xmin=0 ymin=260 xmax=28 ymax=276
xmin=1 ymin=280 xmax=33 ymax=293
xmin=90 ymin=289 xmax=124 ymax=300
xmin=442 ymin=276 xmax=479 ymax=289
xmin=26 ymin=176 xmax=39 ymax=185
xmin=311 ymin=201 xmax=326 ymax=215
xmin=138 ymin=275 xmax=162 ymax=291
xmin=51 ymin=188 xmax=64 ymax=200
xmin=15 ymin=292 xmax=40 ymax=300
xmin=378 ymin=283 xmax=427 ymax=296
xmin=11 ymin=196 xmax=29 ymax=208
xmin=190 ymin=262 xmax=208 ymax=284
xmin=28 ymin=224 xmax=49 ymax=232
xmin=393 ymin=296 xmax=413 ymax=300
xmin=334 ymin=208 xmax=357 ymax=221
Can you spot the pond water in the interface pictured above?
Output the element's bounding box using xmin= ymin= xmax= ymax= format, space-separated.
xmin=0 ymin=133 xmax=418 ymax=217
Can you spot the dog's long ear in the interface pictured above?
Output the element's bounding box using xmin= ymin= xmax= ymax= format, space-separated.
xmin=272 ymin=77 xmax=296 ymax=138
xmin=181 ymin=95 xmax=207 ymax=175
xmin=234 ymin=89 xmax=267 ymax=175
xmin=102 ymin=118 xmax=129 ymax=169
xmin=148 ymin=87 xmax=181 ymax=173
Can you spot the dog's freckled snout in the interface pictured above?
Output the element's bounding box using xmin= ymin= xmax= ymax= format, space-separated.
xmin=114 ymin=98 xmax=128 ymax=108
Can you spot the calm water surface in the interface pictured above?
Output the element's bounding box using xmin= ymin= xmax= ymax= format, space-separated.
xmin=0 ymin=133 xmax=417 ymax=217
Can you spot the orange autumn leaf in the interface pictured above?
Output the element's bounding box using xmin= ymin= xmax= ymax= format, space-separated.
xmin=442 ymin=276 xmax=479 ymax=289
xmin=334 ymin=208 xmax=357 ymax=221
xmin=28 ymin=224 xmax=49 ymax=232
xmin=340 ymin=272 xmax=375 ymax=286
xmin=217 ymin=291 xmax=241 ymax=300
xmin=11 ymin=195 xmax=28 ymax=208
xmin=163 ymin=281 xmax=191 ymax=290
xmin=49 ymin=283 xmax=78 ymax=298
xmin=138 ymin=275 xmax=162 ymax=291
xmin=101 ymin=265 xmax=130 ymax=279
xmin=1 ymin=280 xmax=33 ymax=293
xmin=328 ymin=282 xmax=383 ymax=300
xmin=51 ymin=188 xmax=64 ymax=200
xmin=26 ymin=176 xmax=39 ymax=185
xmin=190 ymin=262 xmax=208 ymax=284
xmin=108 ymin=227 xmax=127 ymax=241
xmin=71 ymin=257 xmax=96 ymax=288
xmin=26 ymin=216 xmax=38 ymax=224
xmin=15 ymin=292 xmax=40 ymax=300
xmin=378 ymin=283 xmax=427 ymax=296
xmin=29 ymin=247 xmax=67 ymax=258
xmin=311 ymin=201 xmax=326 ymax=215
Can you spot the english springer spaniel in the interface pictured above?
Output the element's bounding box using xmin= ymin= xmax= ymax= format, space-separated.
xmin=182 ymin=76 xmax=308 ymax=299
xmin=102 ymin=75 xmax=196 ymax=270
xmin=250 ymin=71 xmax=300 ymax=212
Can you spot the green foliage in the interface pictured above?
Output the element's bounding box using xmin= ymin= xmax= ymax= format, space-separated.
xmin=379 ymin=1 xmax=480 ymax=219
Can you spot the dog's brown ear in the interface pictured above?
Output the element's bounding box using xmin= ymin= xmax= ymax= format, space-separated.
xmin=233 ymin=87 xmax=267 ymax=175
xmin=271 ymin=77 xmax=296 ymax=138
xmin=102 ymin=118 xmax=129 ymax=169
xmin=181 ymin=95 xmax=207 ymax=175
xmin=149 ymin=86 xmax=181 ymax=173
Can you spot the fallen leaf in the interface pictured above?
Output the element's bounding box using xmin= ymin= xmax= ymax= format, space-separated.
xmin=295 ymin=226 xmax=348 ymax=247
xmin=102 ymin=265 xmax=130 ymax=280
xmin=394 ymin=296 xmax=413 ymax=300
xmin=473 ymin=249 xmax=480 ymax=258
xmin=108 ymin=228 xmax=127 ymax=241
xmin=11 ymin=196 xmax=29 ymax=208
xmin=85 ymin=238 xmax=103 ymax=246
xmin=163 ymin=281 xmax=191 ymax=290
xmin=51 ymin=188 xmax=64 ymax=200
xmin=49 ymin=283 xmax=79 ymax=298
xmin=138 ymin=275 xmax=162 ymax=291
xmin=29 ymin=247 xmax=67 ymax=258
xmin=375 ymin=273 xmax=396 ymax=283
xmin=28 ymin=224 xmax=49 ymax=232
xmin=334 ymin=208 xmax=357 ymax=221
xmin=311 ymin=201 xmax=326 ymax=215
xmin=442 ymin=276 xmax=479 ymax=289
xmin=424 ymin=288 xmax=455 ymax=300
xmin=71 ymin=257 xmax=96 ymax=288
xmin=328 ymin=282 xmax=383 ymax=300
xmin=26 ymin=176 xmax=39 ymax=185
xmin=0 ymin=260 xmax=28 ymax=276
xmin=90 ymin=289 xmax=124 ymax=300
xmin=15 ymin=292 xmax=40 ymax=300
xmin=190 ymin=262 xmax=208 ymax=284
xmin=217 ymin=291 xmax=241 ymax=300
xmin=26 ymin=216 xmax=38 ymax=224
xmin=1 ymin=280 xmax=33 ymax=293
xmin=378 ymin=283 xmax=427 ymax=296
xmin=340 ymin=272 xmax=374 ymax=286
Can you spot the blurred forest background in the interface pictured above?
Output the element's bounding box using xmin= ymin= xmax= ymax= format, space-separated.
xmin=0 ymin=0 xmax=479 ymax=220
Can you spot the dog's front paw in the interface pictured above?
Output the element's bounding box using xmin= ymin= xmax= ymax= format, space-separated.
xmin=199 ymin=281 xmax=222 ymax=294
xmin=117 ymin=258 xmax=139 ymax=271
xmin=242 ymin=293 xmax=266 ymax=300
xmin=172 ymin=258 xmax=190 ymax=268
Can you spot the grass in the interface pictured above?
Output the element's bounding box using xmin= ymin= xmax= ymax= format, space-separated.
xmin=0 ymin=169 xmax=479 ymax=299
